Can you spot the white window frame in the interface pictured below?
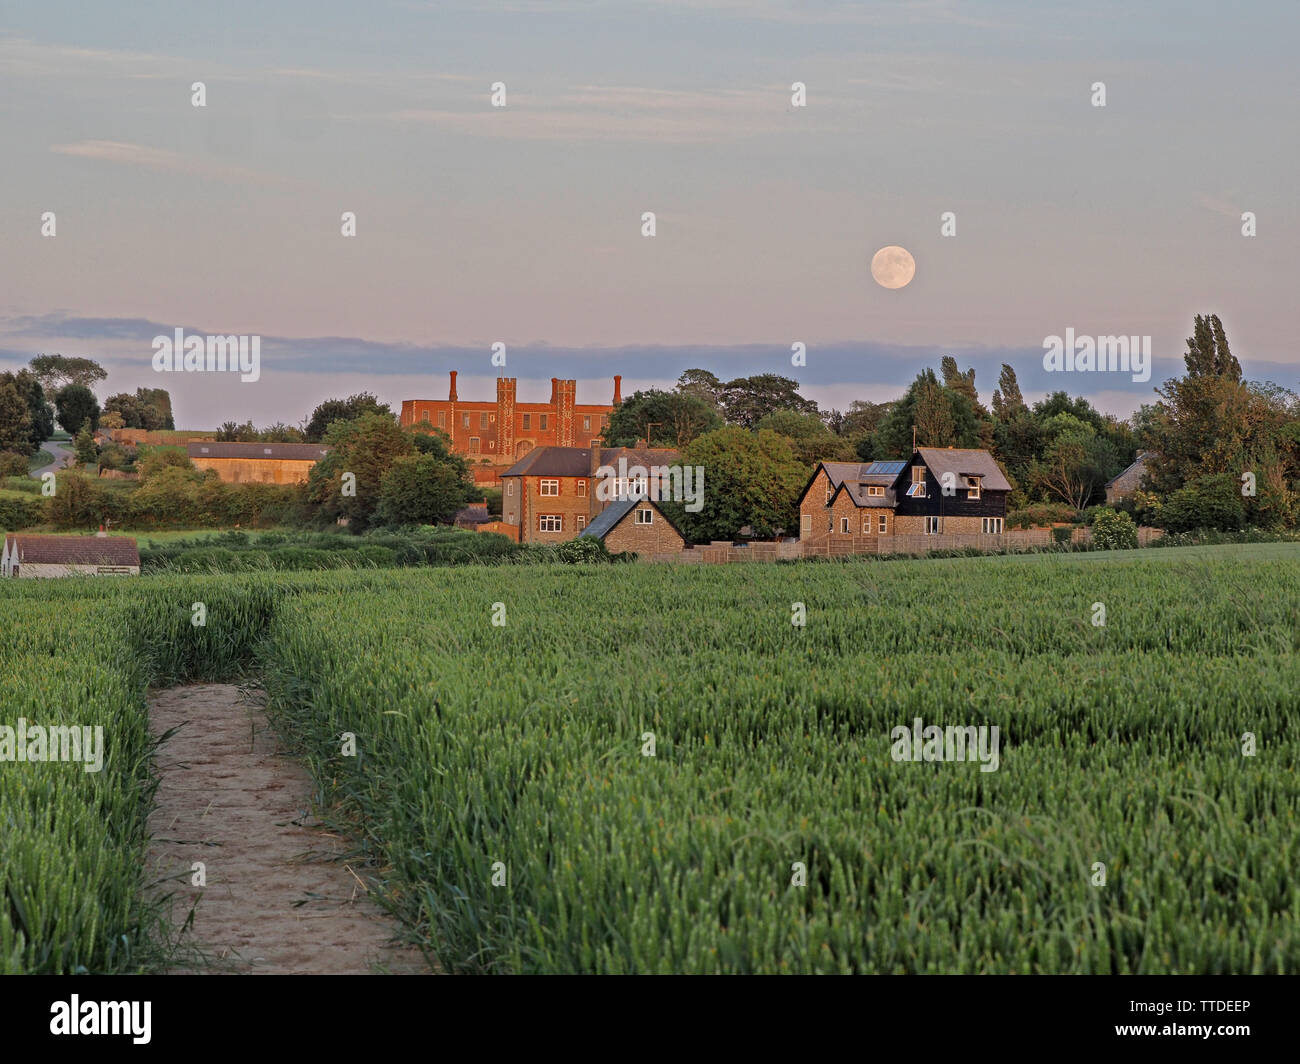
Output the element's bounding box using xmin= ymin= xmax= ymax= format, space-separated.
xmin=462 ymin=413 xmax=470 ymax=428
xmin=925 ymin=516 xmax=941 ymax=535
xmin=583 ymin=416 xmax=591 ymax=432
xmin=862 ymin=518 xmax=871 ymax=534
xmin=538 ymin=514 xmax=562 ymax=533
xmin=540 ymin=479 xmax=560 ymax=496
xmin=879 ymin=515 xmax=887 ymax=534
xmin=576 ymin=515 xmax=587 ymax=531
xmin=507 ymin=482 xmax=514 ymax=497
xmin=635 ymin=508 xmax=653 ymax=525
xmin=840 ymin=517 xmax=850 ymax=534
xmin=469 ymin=436 xmax=481 ymax=453
xmin=577 ymin=479 xmax=587 ymax=497
xmin=867 ymin=485 xmax=884 ymax=497
xmin=966 ymin=476 xmax=981 ymax=500
xmin=982 ymin=517 xmax=1003 ymax=534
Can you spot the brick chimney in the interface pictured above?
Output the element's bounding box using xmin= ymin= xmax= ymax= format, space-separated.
xmin=448 ymin=370 xmax=458 ymax=401
xmin=613 ymin=375 xmax=622 ymax=405
xmin=549 ymin=377 xmax=558 ymax=404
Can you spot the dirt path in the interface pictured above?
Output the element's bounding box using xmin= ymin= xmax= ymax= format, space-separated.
xmin=145 ymin=683 xmax=431 ymax=975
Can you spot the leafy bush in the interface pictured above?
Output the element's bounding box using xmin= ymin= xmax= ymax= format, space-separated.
xmin=0 ymin=452 xmax=28 ymax=477
xmin=1158 ymin=473 xmax=1247 ymax=534
xmin=556 ymin=537 xmax=611 ymax=564
xmin=1006 ymin=502 xmax=1078 ymax=528
xmin=1051 ymin=526 xmax=1074 ymax=545
xmin=0 ymin=491 xmax=45 ymax=530
xmin=1090 ymin=507 xmax=1138 ymax=550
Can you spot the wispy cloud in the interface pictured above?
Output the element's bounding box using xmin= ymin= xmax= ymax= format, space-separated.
xmin=49 ymin=140 xmax=299 ymax=187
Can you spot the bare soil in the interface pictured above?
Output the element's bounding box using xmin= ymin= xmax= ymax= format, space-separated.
xmin=145 ymin=683 xmax=431 ymax=975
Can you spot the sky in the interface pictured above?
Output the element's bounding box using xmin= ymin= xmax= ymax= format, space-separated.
xmin=1 ymin=0 xmax=1297 ymax=427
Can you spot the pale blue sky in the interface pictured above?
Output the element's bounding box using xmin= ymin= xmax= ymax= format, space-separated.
xmin=2 ymin=1 xmax=1296 ymax=426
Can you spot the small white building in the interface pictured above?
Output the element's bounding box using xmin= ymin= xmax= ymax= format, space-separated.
xmin=2 ymin=534 xmax=141 ymax=578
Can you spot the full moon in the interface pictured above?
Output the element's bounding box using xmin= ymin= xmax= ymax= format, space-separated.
xmin=871 ymin=245 xmax=916 ymax=289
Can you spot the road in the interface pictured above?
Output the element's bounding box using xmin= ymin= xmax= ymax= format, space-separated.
xmin=28 ymin=439 xmax=75 ymax=479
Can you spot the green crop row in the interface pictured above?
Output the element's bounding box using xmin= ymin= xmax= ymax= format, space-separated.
xmin=2 ymin=544 xmax=1298 ymax=973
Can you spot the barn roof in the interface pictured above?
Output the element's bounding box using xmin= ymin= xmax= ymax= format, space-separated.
xmin=5 ymin=534 xmax=140 ymax=567
xmin=187 ymin=442 xmax=329 ymax=461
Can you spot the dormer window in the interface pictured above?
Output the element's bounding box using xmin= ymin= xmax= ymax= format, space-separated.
xmin=906 ymin=466 xmax=927 ymax=498
xmin=965 ymin=476 xmax=981 ymax=499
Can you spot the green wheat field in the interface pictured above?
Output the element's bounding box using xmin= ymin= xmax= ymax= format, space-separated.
xmin=3 ymin=543 xmax=1298 ymax=973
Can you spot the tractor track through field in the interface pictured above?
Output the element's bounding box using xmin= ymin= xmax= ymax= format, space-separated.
xmin=144 ymin=683 xmax=432 ymax=975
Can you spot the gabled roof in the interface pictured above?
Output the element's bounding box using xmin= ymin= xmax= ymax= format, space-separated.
xmin=579 ymin=497 xmax=689 ymax=543
xmin=187 ymin=442 xmax=329 ymax=461
xmin=832 ymin=481 xmax=896 ymax=508
xmin=1106 ymin=451 xmax=1150 ymax=489
xmin=799 ymin=459 xmax=906 ymax=505
xmin=913 ymin=448 xmax=1012 ymax=492
xmin=5 ymin=534 xmax=140 ymax=567
xmin=501 ymin=446 xmax=679 ymax=479
xmin=579 ymin=497 xmax=639 ymax=539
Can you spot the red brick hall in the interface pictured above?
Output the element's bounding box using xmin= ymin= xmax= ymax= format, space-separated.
xmin=400 ymin=372 xmax=621 ymax=463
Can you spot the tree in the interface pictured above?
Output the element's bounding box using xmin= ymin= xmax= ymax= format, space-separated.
xmin=754 ymin=409 xmax=856 ymax=465
xmin=674 ymin=427 xmax=807 ymax=540
xmin=304 ymin=392 xmax=392 ymax=442
xmin=991 ymin=364 xmax=1026 ymax=420
xmin=1029 ymin=413 xmax=1119 ymax=512
xmin=1158 ymin=473 xmax=1247 ymax=533
xmin=105 ymin=387 xmax=175 ymax=431
xmin=100 ymin=410 xmax=126 ymax=432
xmin=718 ymin=374 xmax=818 ymax=429
xmin=306 ymin=412 xmax=415 ymax=529
xmin=603 ymin=389 xmax=722 ymax=448
xmin=375 ymin=454 xmax=473 ymax=526
xmin=871 ymin=368 xmax=982 ymax=456
xmin=1183 ymin=313 xmax=1241 ymax=381
xmin=0 ymin=377 xmax=34 ymax=455
xmin=675 ymin=369 xmax=724 ymax=411
xmin=74 ymin=424 xmax=98 ymax=466
xmin=29 ymin=354 xmax=107 ymax=392
xmin=54 ymin=384 xmax=100 ymax=435
xmin=137 ymin=446 xmax=193 ymax=481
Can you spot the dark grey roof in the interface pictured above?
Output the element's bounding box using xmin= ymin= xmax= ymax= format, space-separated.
xmin=840 ymin=482 xmax=896 ymax=508
xmin=1106 ymin=451 xmax=1150 ymax=490
xmin=579 ymin=497 xmax=639 ymax=539
xmin=914 ymin=448 xmax=1012 ymax=492
xmin=501 ymin=446 xmax=679 ymax=479
xmin=187 ymin=442 xmax=329 ymax=461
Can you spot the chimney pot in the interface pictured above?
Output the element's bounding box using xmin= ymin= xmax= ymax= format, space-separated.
xmin=449 ymin=370 xmax=458 ymax=401
xmin=613 ymin=375 xmax=622 ymax=405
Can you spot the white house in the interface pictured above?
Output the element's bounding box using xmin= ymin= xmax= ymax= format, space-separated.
xmin=2 ymin=534 xmax=140 ymax=578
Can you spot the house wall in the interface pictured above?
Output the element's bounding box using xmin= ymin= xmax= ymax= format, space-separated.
xmin=602 ymin=505 xmax=686 ymax=554
xmin=798 ymin=468 xmax=836 ymax=540
xmin=504 ymin=474 xmax=600 ymax=543
xmin=190 ymin=457 xmax=317 ymax=485
xmin=17 ymin=563 xmax=139 ymax=579
xmin=892 ymin=465 xmax=1009 ymax=522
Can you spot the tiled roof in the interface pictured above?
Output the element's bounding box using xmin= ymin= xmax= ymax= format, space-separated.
xmin=6 ymin=534 xmax=140 ymax=567
xmin=501 ymin=446 xmax=680 ymax=479
xmin=187 ymin=442 xmax=329 ymax=461
xmin=915 ymin=448 xmax=1012 ymax=492
xmin=1106 ymin=451 xmax=1150 ymax=490
xmin=579 ymin=498 xmax=639 ymax=540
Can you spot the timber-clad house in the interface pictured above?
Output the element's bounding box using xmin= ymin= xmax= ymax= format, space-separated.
xmin=798 ymin=448 xmax=1011 ymax=546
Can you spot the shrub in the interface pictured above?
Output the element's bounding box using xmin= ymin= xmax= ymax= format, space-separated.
xmin=1006 ymin=502 xmax=1078 ymax=529
xmin=1051 ymin=526 xmax=1074 ymax=545
xmin=1090 ymin=507 xmax=1139 ymax=550
xmin=0 ymin=492 xmax=45 ymax=530
xmin=556 ymin=537 xmax=611 ymax=564
xmin=0 ymin=452 xmax=28 ymax=477
xmin=1158 ymin=474 xmax=1246 ymax=534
